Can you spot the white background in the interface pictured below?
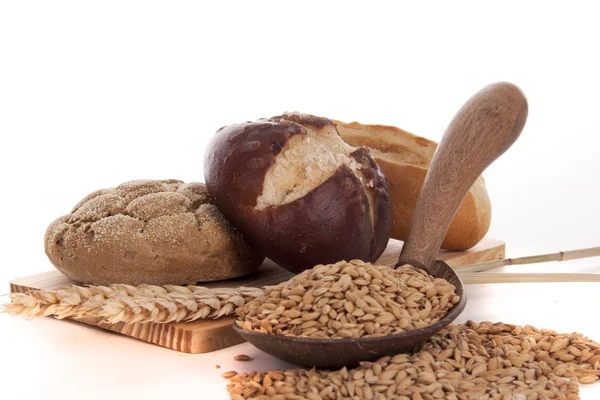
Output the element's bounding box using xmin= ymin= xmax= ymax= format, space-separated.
xmin=0 ymin=1 xmax=599 ymax=399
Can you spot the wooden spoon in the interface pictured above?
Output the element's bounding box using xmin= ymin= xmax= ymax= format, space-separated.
xmin=233 ymin=82 xmax=528 ymax=369
xmin=399 ymin=82 xmax=527 ymax=269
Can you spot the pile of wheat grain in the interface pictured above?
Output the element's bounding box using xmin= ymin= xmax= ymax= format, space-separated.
xmin=226 ymin=320 xmax=600 ymax=400
xmin=236 ymin=260 xmax=459 ymax=339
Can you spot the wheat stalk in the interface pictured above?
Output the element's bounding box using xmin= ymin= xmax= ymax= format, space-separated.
xmin=457 ymin=246 xmax=600 ymax=273
xmin=0 ymin=284 xmax=264 ymax=324
xmin=3 ymin=245 xmax=599 ymax=325
xmin=460 ymin=272 xmax=600 ymax=284
xmin=5 ymin=271 xmax=599 ymax=325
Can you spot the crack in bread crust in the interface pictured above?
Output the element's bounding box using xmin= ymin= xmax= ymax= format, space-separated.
xmin=256 ymin=114 xmax=362 ymax=210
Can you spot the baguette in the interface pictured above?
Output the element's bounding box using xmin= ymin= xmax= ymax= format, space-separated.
xmin=334 ymin=120 xmax=491 ymax=251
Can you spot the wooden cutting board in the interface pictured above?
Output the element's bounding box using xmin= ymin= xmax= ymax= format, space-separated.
xmin=9 ymin=237 xmax=504 ymax=354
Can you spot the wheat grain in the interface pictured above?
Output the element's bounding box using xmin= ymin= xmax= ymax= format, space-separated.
xmin=226 ymin=320 xmax=600 ymax=399
xmin=1 ymin=284 xmax=264 ymax=324
xmin=236 ymin=260 xmax=458 ymax=339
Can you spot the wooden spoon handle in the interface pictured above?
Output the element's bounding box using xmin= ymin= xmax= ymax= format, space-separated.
xmin=399 ymin=82 xmax=528 ymax=269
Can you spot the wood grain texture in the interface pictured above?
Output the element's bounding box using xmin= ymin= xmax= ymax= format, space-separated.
xmin=400 ymin=83 xmax=527 ymax=268
xmin=9 ymin=237 xmax=504 ymax=354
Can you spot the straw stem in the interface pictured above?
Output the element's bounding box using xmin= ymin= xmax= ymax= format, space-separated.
xmin=457 ymin=246 xmax=600 ymax=273
xmin=460 ymin=273 xmax=600 ymax=284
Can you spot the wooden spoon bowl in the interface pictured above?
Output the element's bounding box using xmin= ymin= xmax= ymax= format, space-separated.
xmin=233 ymin=260 xmax=466 ymax=369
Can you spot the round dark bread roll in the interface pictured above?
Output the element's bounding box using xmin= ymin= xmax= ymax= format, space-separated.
xmin=44 ymin=180 xmax=264 ymax=285
xmin=204 ymin=113 xmax=392 ymax=273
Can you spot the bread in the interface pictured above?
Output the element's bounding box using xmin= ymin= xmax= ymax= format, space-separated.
xmin=204 ymin=113 xmax=392 ymax=273
xmin=44 ymin=180 xmax=264 ymax=285
xmin=334 ymin=120 xmax=491 ymax=251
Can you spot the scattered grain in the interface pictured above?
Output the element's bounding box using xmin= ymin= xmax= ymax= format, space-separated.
xmin=226 ymin=321 xmax=600 ymax=399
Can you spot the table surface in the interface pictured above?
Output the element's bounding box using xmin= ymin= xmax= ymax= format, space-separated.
xmin=2 ymin=259 xmax=600 ymax=400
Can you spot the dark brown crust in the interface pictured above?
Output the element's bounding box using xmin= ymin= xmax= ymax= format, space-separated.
xmin=204 ymin=115 xmax=392 ymax=273
xmin=206 ymin=118 xmax=304 ymax=211
xmin=349 ymin=147 xmax=392 ymax=260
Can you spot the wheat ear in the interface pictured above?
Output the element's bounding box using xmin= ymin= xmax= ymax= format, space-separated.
xmin=0 ymin=284 xmax=264 ymax=324
xmin=4 ymin=245 xmax=600 ymax=325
